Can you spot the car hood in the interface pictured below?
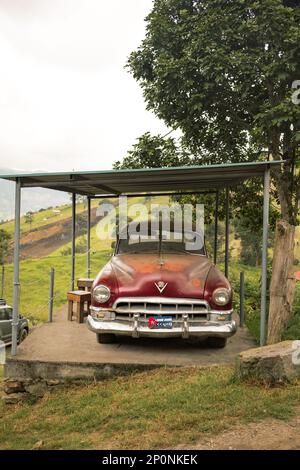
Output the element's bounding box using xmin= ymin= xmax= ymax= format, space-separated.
xmin=110 ymin=253 xmax=213 ymax=299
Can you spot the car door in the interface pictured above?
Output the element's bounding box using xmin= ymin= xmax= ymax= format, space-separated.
xmin=0 ymin=308 xmax=12 ymax=344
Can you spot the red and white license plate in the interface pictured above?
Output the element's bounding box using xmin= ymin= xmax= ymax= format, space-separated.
xmin=148 ymin=315 xmax=173 ymax=329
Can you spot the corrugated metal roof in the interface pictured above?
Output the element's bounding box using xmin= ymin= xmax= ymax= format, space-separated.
xmin=0 ymin=161 xmax=282 ymax=196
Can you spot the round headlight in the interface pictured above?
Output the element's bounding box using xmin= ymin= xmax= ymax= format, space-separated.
xmin=92 ymin=285 xmax=111 ymax=303
xmin=212 ymin=287 xmax=231 ymax=306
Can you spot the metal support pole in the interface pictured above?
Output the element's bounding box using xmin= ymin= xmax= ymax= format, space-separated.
xmin=71 ymin=193 xmax=76 ymax=291
xmin=225 ymin=186 xmax=230 ymax=278
xmin=214 ymin=191 xmax=219 ymax=265
xmin=239 ymin=271 xmax=245 ymax=327
xmin=260 ymin=166 xmax=270 ymax=346
xmin=12 ymin=179 xmax=21 ymax=356
xmin=87 ymin=197 xmax=91 ymax=278
xmin=48 ymin=267 xmax=55 ymax=322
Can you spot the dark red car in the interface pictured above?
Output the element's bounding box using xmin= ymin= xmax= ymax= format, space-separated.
xmin=87 ymin=225 xmax=237 ymax=348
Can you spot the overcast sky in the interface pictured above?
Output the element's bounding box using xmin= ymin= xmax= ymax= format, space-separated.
xmin=0 ymin=0 xmax=169 ymax=173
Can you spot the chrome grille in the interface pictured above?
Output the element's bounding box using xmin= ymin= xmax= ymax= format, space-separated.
xmin=113 ymin=297 xmax=209 ymax=320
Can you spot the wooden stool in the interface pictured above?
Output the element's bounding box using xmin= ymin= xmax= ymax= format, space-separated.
xmin=67 ymin=290 xmax=91 ymax=323
xmin=77 ymin=278 xmax=94 ymax=292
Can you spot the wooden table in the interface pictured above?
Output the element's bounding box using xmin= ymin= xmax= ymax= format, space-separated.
xmin=77 ymin=278 xmax=94 ymax=292
xmin=67 ymin=290 xmax=91 ymax=323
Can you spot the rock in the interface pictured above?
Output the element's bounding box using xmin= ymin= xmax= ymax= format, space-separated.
xmin=2 ymin=393 xmax=27 ymax=405
xmin=46 ymin=379 xmax=60 ymax=386
xmin=24 ymin=382 xmax=47 ymax=398
xmin=236 ymin=340 xmax=300 ymax=384
xmin=4 ymin=380 xmax=25 ymax=395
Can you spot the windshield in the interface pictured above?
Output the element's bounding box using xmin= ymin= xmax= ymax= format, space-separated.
xmin=117 ymin=228 xmax=205 ymax=255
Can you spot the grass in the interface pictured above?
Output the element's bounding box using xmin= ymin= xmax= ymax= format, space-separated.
xmin=0 ymin=366 xmax=300 ymax=450
xmin=2 ymin=250 xmax=109 ymax=323
xmin=0 ymin=202 xmax=97 ymax=237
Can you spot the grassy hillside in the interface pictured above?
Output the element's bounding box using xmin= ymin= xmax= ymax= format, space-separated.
xmin=0 ymin=202 xmax=91 ymax=236
xmin=1 ymin=197 xmax=164 ymax=322
xmin=0 ymin=366 xmax=300 ymax=449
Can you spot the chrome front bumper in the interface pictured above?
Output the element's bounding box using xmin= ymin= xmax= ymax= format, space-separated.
xmin=87 ymin=314 xmax=237 ymax=339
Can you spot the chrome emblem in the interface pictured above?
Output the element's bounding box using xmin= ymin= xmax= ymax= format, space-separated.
xmin=155 ymin=281 xmax=168 ymax=294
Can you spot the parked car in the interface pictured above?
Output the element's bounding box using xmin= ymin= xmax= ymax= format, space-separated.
xmin=87 ymin=225 xmax=237 ymax=348
xmin=0 ymin=299 xmax=29 ymax=345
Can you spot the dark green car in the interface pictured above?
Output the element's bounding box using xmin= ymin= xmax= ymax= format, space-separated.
xmin=0 ymin=299 xmax=29 ymax=345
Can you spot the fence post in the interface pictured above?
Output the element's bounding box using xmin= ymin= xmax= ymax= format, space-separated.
xmin=239 ymin=271 xmax=245 ymax=327
xmin=48 ymin=267 xmax=55 ymax=323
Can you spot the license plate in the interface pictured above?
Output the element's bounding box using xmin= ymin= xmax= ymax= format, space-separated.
xmin=148 ymin=315 xmax=173 ymax=329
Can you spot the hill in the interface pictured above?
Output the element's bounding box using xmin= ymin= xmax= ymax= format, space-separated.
xmin=0 ymin=175 xmax=69 ymax=221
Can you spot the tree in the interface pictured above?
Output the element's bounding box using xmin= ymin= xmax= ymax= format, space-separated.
xmin=0 ymin=229 xmax=11 ymax=264
xmin=24 ymin=211 xmax=34 ymax=231
xmin=114 ymin=132 xmax=193 ymax=169
xmin=127 ymin=0 xmax=300 ymax=343
xmin=69 ymin=194 xmax=87 ymax=209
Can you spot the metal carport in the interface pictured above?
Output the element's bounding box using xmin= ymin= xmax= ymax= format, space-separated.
xmin=0 ymin=160 xmax=283 ymax=354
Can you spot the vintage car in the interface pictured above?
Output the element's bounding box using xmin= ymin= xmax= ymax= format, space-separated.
xmin=87 ymin=225 xmax=237 ymax=348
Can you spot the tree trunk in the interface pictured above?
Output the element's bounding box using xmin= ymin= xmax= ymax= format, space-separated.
xmin=267 ymin=220 xmax=296 ymax=344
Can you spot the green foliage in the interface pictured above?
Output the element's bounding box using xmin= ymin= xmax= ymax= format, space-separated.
xmin=128 ymin=0 xmax=300 ymax=222
xmin=282 ymin=283 xmax=300 ymax=340
xmin=61 ymin=238 xmax=88 ymax=256
xmin=0 ymin=228 xmax=11 ymax=264
xmin=228 ymin=262 xmax=262 ymax=343
xmin=24 ymin=211 xmax=34 ymax=230
xmin=114 ymin=131 xmax=192 ymax=169
xmin=234 ymin=218 xmax=262 ymax=266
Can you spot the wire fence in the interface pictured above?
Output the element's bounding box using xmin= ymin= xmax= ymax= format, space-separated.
xmin=0 ymin=249 xmax=108 ymax=324
xmin=1 ymin=246 xmax=300 ymax=327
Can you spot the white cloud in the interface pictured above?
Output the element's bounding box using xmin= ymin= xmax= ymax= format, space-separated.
xmin=0 ymin=0 xmax=168 ymax=173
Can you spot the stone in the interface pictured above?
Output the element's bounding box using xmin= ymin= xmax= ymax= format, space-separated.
xmin=46 ymin=379 xmax=60 ymax=386
xmin=3 ymin=380 xmax=25 ymax=395
xmin=235 ymin=340 xmax=300 ymax=384
xmin=24 ymin=382 xmax=48 ymax=398
xmin=2 ymin=393 xmax=27 ymax=405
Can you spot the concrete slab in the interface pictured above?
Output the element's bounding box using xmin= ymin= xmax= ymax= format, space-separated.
xmin=7 ymin=306 xmax=256 ymax=369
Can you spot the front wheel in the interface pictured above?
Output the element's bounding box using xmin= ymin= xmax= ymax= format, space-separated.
xmin=96 ymin=333 xmax=116 ymax=344
xmin=18 ymin=328 xmax=28 ymax=344
xmin=206 ymin=337 xmax=227 ymax=349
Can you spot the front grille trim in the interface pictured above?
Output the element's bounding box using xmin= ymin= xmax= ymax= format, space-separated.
xmin=113 ymin=296 xmax=210 ymax=316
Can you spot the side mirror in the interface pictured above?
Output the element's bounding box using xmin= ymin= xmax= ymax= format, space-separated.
xmin=111 ymin=241 xmax=116 ymax=250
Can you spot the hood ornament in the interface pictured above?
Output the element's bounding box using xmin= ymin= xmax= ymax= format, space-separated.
xmin=155 ymin=281 xmax=168 ymax=294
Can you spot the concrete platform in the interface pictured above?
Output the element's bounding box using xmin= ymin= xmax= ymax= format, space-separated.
xmin=4 ymin=306 xmax=256 ymax=380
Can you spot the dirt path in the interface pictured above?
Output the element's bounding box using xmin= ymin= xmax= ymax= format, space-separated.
xmin=179 ymin=413 xmax=300 ymax=450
